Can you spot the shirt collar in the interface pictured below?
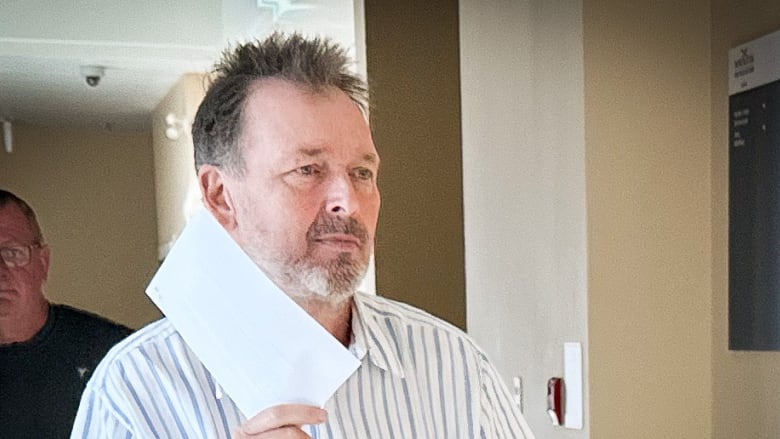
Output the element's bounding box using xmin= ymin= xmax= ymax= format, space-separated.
xmin=348 ymin=292 xmax=405 ymax=379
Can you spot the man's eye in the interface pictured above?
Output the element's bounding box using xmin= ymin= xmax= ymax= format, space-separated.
xmin=298 ymin=165 xmax=317 ymax=176
xmin=1 ymin=248 xmax=21 ymax=258
xmin=353 ymin=168 xmax=374 ymax=181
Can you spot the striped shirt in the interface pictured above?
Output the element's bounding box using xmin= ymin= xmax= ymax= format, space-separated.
xmin=71 ymin=292 xmax=535 ymax=438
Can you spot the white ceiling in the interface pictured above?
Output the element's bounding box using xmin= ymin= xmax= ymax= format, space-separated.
xmin=0 ymin=0 xmax=357 ymax=132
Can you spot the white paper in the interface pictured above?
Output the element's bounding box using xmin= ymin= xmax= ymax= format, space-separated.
xmin=146 ymin=207 xmax=361 ymax=417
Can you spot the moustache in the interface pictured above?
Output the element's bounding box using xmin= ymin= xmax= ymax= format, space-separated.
xmin=307 ymin=214 xmax=369 ymax=245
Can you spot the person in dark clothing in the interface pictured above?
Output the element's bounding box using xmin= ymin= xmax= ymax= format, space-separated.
xmin=0 ymin=189 xmax=131 ymax=438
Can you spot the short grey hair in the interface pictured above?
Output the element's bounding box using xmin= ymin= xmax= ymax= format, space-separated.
xmin=192 ymin=32 xmax=369 ymax=175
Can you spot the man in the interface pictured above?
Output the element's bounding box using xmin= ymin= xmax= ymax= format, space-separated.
xmin=72 ymin=33 xmax=535 ymax=438
xmin=0 ymin=190 xmax=132 ymax=438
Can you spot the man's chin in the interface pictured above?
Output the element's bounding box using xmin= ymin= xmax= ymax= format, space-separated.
xmin=295 ymin=263 xmax=366 ymax=300
xmin=287 ymin=284 xmax=355 ymax=305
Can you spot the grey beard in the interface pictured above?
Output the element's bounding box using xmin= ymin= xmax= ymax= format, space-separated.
xmin=244 ymin=243 xmax=369 ymax=305
xmin=287 ymin=252 xmax=368 ymax=304
xmin=241 ymin=212 xmax=371 ymax=304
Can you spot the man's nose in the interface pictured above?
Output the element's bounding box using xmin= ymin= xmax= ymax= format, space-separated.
xmin=324 ymin=174 xmax=358 ymax=216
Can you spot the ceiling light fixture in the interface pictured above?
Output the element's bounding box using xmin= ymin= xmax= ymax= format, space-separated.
xmin=164 ymin=113 xmax=190 ymax=141
xmin=257 ymin=0 xmax=313 ymax=22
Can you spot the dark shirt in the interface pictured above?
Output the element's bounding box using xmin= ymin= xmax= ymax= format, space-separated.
xmin=0 ymin=304 xmax=132 ymax=439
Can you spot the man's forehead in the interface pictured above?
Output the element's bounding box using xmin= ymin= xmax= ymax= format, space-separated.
xmin=246 ymin=78 xmax=320 ymax=103
xmin=0 ymin=204 xmax=35 ymax=240
xmin=245 ymin=78 xmax=366 ymax=117
xmin=238 ymin=79 xmax=379 ymax=169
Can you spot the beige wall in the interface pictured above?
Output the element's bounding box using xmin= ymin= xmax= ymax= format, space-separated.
xmin=459 ymin=1 xmax=589 ymax=436
xmin=0 ymin=124 xmax=161 ymax=328
xmin=364 ymin=0 xmax=466 ymax=329
xmin=152 ymin=73 xmax=207 ymax=259
xmin=371 ymin=2 xmax=717 ymax=436
xmin=711 ymin=3 xmax=780 ymax=438
xmin=584 ymin=1 xmax=713 ymax=437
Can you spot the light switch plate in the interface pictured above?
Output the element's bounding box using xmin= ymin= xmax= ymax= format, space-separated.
xmin=564 ymin=342 xmax=583 ymax=429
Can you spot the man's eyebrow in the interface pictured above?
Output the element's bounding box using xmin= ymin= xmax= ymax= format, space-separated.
xmin=296 ymin=147 xmax=378 ymax=165
xmin=363 ymin=153 xmax=379 ymax=164
xmin=298 ymin=147 xmax=324 ymax=157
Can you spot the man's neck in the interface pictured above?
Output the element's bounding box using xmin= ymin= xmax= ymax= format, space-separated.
xmin=294 ymin=295 xmax=353 ymax=347
xmin=0 ymin=300 xmax=49 ymax=345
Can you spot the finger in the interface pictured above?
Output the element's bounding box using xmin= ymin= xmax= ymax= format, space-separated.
xmin=240 ymin=404 xmax=327 ymax=435
xmin=233 ymin=425 xmax=312 ymax=439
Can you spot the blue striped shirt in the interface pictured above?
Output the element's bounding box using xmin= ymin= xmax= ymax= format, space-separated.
xmin=71 ymin=292 xmax=535 ymax=438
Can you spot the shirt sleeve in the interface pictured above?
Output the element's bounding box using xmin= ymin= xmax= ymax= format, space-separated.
xmin=477 ymin=353 xmax=536 ymax=439
xmin=70 ymin=381 xmax=133 ymax=439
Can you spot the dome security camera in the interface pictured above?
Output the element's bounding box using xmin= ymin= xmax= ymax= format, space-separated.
xmin=85 ymin=76 xmax=100 ymax=87
xmin=80 ymin=65 xmax=106 ymax=87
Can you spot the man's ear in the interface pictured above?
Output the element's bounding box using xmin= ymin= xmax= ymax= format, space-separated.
xmin=198 ymin=165 xmax=238 ymax=231
xmin=39 ymin=244 xmax=50 ymax=281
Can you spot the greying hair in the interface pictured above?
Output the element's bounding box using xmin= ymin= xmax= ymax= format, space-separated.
xmin=0 ymin=189 xmax=44 ymax=244
xmin=192 ymin=32 xmax=369 ymax=175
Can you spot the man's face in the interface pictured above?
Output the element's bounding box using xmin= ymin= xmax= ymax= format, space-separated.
xmin=221 ymin=80 xmax=380 ymax=302
xmin=0 ymin=203 xmax=49 ymax=318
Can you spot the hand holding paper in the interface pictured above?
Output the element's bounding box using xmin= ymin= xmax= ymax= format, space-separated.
xmin=233 ymin=404 xmax=328 ymax=438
